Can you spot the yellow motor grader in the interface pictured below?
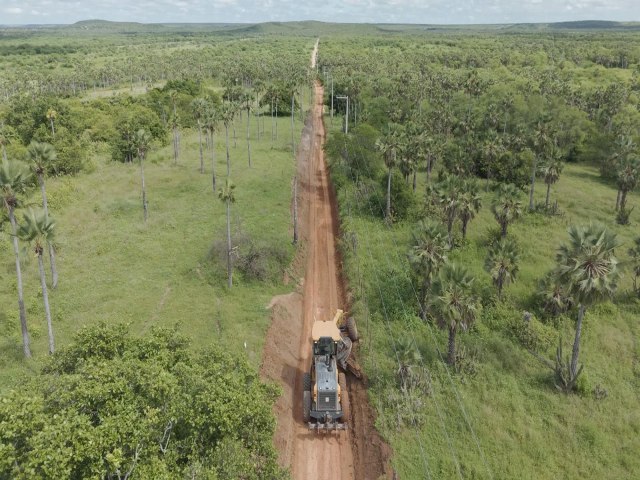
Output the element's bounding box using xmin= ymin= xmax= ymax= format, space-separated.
xmin=302 ymin=309 xmax=361 ymax=431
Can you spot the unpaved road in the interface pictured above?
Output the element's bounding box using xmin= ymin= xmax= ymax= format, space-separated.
xmin=260 ymin=41 xmax=391 ymax=480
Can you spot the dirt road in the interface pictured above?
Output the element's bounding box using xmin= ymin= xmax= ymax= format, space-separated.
xmin=260 ymin=41 xmax=391 ymax=480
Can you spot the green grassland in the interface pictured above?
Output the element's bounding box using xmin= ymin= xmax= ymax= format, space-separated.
xmin=0 ymin=100 xmax=313 ymax=390
xmin=328 ymin=115 xmax=640 ymax=478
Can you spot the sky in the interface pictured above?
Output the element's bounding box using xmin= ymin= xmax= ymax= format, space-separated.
xmin=0 ymin=0 xmax=638 ymax=25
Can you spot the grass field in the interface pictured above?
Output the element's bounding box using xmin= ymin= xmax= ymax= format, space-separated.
xmin=0 ymin=100 xmax=314 ymax=391
xmin=328 ymin=117 xmax=640 ymax=479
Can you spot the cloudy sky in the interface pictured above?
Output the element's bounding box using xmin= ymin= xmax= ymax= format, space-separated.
xmin=1 ymin=0 xmax=638 ymax=25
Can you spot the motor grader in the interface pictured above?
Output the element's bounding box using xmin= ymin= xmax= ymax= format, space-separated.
xmin=302 ymin=309 xmax=360 ymax=431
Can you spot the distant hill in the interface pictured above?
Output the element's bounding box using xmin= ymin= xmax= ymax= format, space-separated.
xmin=550 ymin=20 xmax=640 ymax=30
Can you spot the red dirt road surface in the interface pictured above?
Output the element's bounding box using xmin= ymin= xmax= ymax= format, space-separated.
xmin=260 ymin=41 xmax=391 ymax=480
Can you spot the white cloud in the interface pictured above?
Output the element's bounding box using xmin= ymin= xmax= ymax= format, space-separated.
xmin=1 ymin=0 xmax=638 ymax=24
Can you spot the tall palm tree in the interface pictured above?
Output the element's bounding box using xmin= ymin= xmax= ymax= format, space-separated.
xmin=133 ymin=129 xmax=151 ymax=222
xmin=27 ymin=141 xmax=59 ymax=288
xmin=615 ymin=156 xmax=639 ymax=212
xmin=241 ymin=90 xmax=253 ymax=168
xmin=408 ymin=221 xmax=449 ymax=319
xmin=530 ymin=120 xmax=554 ymax=210
xmin=375 ymin=123 xmax=403 ymax=221
xmin=434 ymin=175 xmax=462 ymax=247
xmin=191 ymin=98 xmax=208 ymax=174
xmin=485 ymin=238 xmax=519 ymax=300
xmin=221 ymin=102 xmax=236 ymax=178
xmin=482 ymin=135 xmax=503 ymax=191
xmin=457 ymin=179 xmax=482 ymax=240
xmin=539 ymin=150 xmax=564 ymax=209
xmin=0 ymin=159 xmax=32 ymax=357
xmin=491 ymin=183 xmax=523 ymax=238
xmin=218 ymin=179 xmax=236 ymax=288
xmin=170 ymin=113 xmax=180 ymax=165
xmin=430 ymin=263 xmax=479 ymax=366
xmin=18 ymin=208 xmax=56 ymax=354
xmin=554 ymin=224 xmax=620 ymax=390
xmin=205 ymin=103 xmax=220 ymax=192
xmin=46 ymin=108 xmax=57 ymax=138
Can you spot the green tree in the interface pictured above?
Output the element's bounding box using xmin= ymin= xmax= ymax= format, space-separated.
xmin=133 ymin=129 xmax=151 ymax=222
xmin=218 ymin=179 xmax=236 ymax=288
xmin=457 ymin=179 xmax=482 ymax=240
xmin=46 ymin=108 xmax=57 ymax=138
xmin=0 ymin=324 xmax=285 ymax=479
xmin=491 ymin=183 xmax=523 ymax=238
xmin=433 ymin=175 xmax=462 ymax=247
xmin=628 ymin=236 xmax=640 ymax=296
xmin=191 ymin=98 xmax=207 ymax=174
xmin=396 ymin=337 xmax=423 ymax=391
xmin=539 ymin=149 xmax=564 ymax=209
xmin=27 ymin=141 xmax=59 ymax=288
xmin=375 ymin=123 xmax=403 ymax=221
xmin=18 ymin=208 xmax=56 ymax=354
xmin=485 ymin=238 xmax=520 ymax=300
xmin=553 ymin=224 xmax=620 ymax=392
xmin=205 ymin=103 xmax=221 ymax=192
xmin=408 ymin=221 xmax=449 ymax=320
xmin=615 ymin=156 xmax=639 ymax=213
xmin=0 ymin=159 xmax=32 ymax=357
xmin=430 ymin=263 xmax=479 ymax=366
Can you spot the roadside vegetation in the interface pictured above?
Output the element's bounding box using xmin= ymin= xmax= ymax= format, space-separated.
xmin=0 ymin=25 xmax=314 ymax=478
xmin=320 ymin=31 xmax=640 ymax=478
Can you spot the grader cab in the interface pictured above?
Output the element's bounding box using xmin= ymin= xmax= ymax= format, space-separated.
xmin=302 ymin=310 xmax=360 ymax=431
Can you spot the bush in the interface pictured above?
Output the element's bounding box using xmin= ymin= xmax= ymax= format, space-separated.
xmin=0 ymin=324 xmax=285 ymax=479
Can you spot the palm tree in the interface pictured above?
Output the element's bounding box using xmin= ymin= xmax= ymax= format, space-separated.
xmin=482 ymin=135 xmax=503 ymax=191
xmin=170 ymin=113 xmax=180 ymax=165
xmin=434 ymin=175 xmax=462 ymax=247
xmin=615 ymin=156 xmax=639 ymax=212
xmin=18 ymin=208 xmax=56 ymax=354
xmin=0 ymin=159 xmax=32 ymax=357
xmin=221 ymin=102 xmax=236 ymax=177
xmin=191 ymin=98 xmax=208 ymax=174
xmin=485 ymin=238 xmax=519 ymax=300
xmin=375 ymin=123 xmax=403 ymax=221
xmin=491 ymin=183 xmax=523 ymax=238
xmin=133 ymin=129 xmax=151 ymax=222
xmin=218 ymin=179 xmax=236 ymax=288
xmin=205 ymin=103 xmax=220 ymax=192
xmin=457 ymin=179 xmax=482 ymax=240
xmin=46 ymin=108 xmax=57 ymax=138
xmin=241 ymin=90 xmax=253 ymax=168
xmin=0 ymin=122 xmax=17 ymax=162
xmin=629 ymin=236 xmax=640 ymax=296
xmin=553 ymin=224 xmax=620 ymax=391
xmin=396 ymin=337 xmax=423 ymax=391
xmin=408 ymin=221 xmax=449 ymax=319
xmin=537 ymin=272 xmax=574 ymax=317
xmin=27 ymin=141 xmax=59 ymax=288
xmin=430 ymin=263 xmax=479 ymax=366
xmin=539 ymin=150 xmax=564 ymax=209
xmin=530 ymin=120 xmax=554 ymax=210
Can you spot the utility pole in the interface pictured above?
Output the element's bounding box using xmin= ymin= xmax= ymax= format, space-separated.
xmin=331 ymin=75 xmax=334 ymax=126
xmin=336 ymin=95 xmax=349 ymax=134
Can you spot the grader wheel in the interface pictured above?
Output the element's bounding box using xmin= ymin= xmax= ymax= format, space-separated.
xmin=346 ymin=317 xmax=359 ymax=342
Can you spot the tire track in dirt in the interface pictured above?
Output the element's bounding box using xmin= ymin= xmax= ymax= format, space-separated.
xmin=260 ymin=41 xmax=392 ymax=480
